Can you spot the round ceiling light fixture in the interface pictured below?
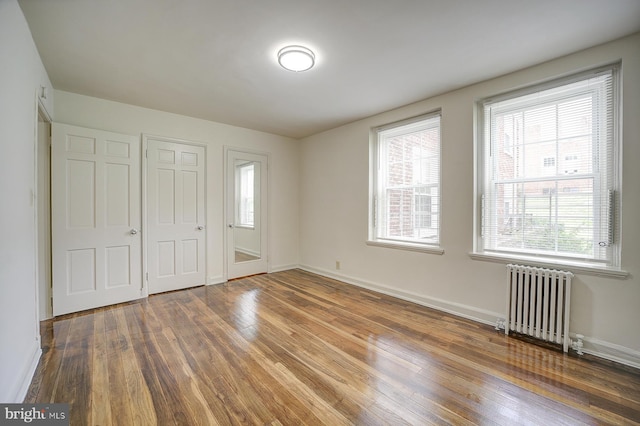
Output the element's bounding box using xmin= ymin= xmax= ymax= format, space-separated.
xmin=277 ymin=45 xmax=315 ymax=72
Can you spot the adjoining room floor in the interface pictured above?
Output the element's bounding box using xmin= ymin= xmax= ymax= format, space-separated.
xmin=26 ymin=269 xmax=640 ymax=425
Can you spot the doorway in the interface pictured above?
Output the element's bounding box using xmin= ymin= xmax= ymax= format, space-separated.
xmin=226 ymin=149 xmax=268 ymax=279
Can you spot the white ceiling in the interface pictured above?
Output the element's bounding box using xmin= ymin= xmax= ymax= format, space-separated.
xmin=19 ymin=0 xmax=640 ymax=139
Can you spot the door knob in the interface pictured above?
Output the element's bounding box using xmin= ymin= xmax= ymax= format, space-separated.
xmin=228 ymin=224 xmax=234 ymax=228
xmin=197 ymin=225 xmax=205 ymax=230
xmin=130 ymin=228 xmax=139 ymax=235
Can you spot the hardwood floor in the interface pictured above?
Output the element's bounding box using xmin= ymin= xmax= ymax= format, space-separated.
xmin=26 ymin=269 xmax=640 ymax=425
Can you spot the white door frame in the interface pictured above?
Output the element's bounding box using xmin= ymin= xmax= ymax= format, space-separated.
xmin=142 ymin=134 xmax=207 ymax=295
xmin=33 ymin=97 xmax=52 ymax=321
xmin=32 ymin=94 xmax=52 ymax=331
xmin=224 ymin=147 xmax=269 ymax=280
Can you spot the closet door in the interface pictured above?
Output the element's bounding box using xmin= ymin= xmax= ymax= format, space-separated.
xmin=51 ymin=123 xmax=142 ymax=315
xmin=146 ymin=137 xmax=206 ymax=294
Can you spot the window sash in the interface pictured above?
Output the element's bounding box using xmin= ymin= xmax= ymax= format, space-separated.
xmin=373 ymin=112 xmax=441 ymax=246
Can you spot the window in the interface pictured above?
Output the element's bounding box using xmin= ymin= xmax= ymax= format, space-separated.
xmin=236 ymin=162 xmax=255 ymax=227
xmin=370 ymin=112 xmax=441 ymax=249
xmin=476 ymin=64 xmax=620 ymax=267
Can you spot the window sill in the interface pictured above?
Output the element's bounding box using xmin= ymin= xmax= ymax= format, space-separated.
xmin=366 ymin=240 xmax=444 ymax=255
xmin=468 ymin=252 xmax=629 ymax=279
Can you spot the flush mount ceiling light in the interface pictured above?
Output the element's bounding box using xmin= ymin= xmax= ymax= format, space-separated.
xmin=277 ymin=45 xmax=315 ymax=72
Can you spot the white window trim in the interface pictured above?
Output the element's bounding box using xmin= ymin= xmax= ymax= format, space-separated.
xmin=368 ymin=111 xmax=444 ymax=254
xmin=367 ymin=239 xmax=445 ymax=255
xmin=472 ymin=64 xmax=625 ymax=275
xmin=468 ymin=251 xmax=628 ymax=279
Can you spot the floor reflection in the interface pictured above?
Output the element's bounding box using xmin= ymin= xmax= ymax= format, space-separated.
xmin=234 ymin=288 xmax=259 ymax=341
xmin=359 ymin=328 xmax=582 ymax=424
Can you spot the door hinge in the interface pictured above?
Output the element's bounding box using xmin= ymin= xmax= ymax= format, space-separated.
xmin=146 ymin=272 xmax=149 ymax=281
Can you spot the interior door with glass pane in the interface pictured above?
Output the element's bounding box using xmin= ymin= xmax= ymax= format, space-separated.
xmin=51 ymin=123 xmax=142 ymax=316
xmin=226 ymin=149 xmax=268 ymax=279
xmin=146 ymin=137 xmax=206 ymax=294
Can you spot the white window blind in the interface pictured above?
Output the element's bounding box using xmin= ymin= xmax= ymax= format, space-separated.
xmin=478 ymin=65 xmax=619 ymax=265
xmin=372 ymin=112 xmax=441 ymax=246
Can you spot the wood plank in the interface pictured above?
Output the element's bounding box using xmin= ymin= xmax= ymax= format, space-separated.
xmin=24 ymin=316 xmax=72 ymax=403
xmin=56 ymin=314 xmax=94 ymax=426
xmin=25 ymin=269 xmax=640 ymax=425
xmin=114 ymin=307 xmax=157 ymax=425
xmin=90 ymin=311 xmax=112 ymax=426
xmin=103 ymin=308 xmax=135 ymax=425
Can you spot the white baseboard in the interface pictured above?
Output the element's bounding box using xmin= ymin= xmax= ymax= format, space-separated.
xmin=10 ymin=340 xmax=42 ymax=403
xmin=270 ymin=264 xmax=299 ymax=273
xmin=206 ymin=264 xmax=298 ymax=285
xmin=297 ymin=265 xmax=640 ymax=371
xmin=207 ymin=275 xmax=226 ymax=285
xmin=298 ymin=264 xmax=502 ymax=327
xmin=570 ymin=333 xmax=640 ymax=370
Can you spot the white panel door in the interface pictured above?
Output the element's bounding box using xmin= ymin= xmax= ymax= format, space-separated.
xmin=51 ymin=123 xmax=142 ymax=316
xmin=146 ymin=137 xmax=206 ymax=294
xmin=226 ymin=149 xmax=268 ymax=279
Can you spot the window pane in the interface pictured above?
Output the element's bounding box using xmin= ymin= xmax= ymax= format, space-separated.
xmin=386 ymin=188 xmax=413 ymax=238
xmin=523 ymin=141 xmax=557 ymax=178
xmin=560 ymin=137 xmax=592 ymax=175
xmin=492 ymin=179 xmax=595 ymax=257
xmin=558 ymin=97 xmax=592 ymax=139
xmin=524 ymin=105 xmax=556 ymax=143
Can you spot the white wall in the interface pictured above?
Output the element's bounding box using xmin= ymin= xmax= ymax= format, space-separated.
xmin=299 ymin=33 xmax=640 ymax=368
xmin=53 ymin=91 xmax=300 ymax=282
xmin=0 ymin=0 xmax=54 ymax=402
